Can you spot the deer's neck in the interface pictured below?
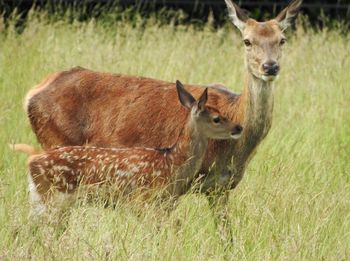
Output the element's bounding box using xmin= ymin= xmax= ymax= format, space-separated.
xmin=245 ymin=74 xmax=274 ymax=129
xmin=168 ymin=118 xmax=208 ymax=196
xmin=236 ymin=73 xmax=274 ymax=161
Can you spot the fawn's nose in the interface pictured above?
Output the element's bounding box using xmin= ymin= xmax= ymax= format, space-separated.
xmin=231 ymin=125 xmax=243 ymax=138
xmin=262 ymin=62 xmax=280 ymax=76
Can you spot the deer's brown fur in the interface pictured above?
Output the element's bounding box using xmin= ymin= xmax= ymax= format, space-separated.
xmin=17 ymin=83 xmax=242 ymax=217
xmin=25 ymin=1 xmax=302 ymax=203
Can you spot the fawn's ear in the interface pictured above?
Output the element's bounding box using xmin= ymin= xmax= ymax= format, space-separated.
xmin=225 ymin=0 xmax=248 ymax=33
xmin=176 ymin=80 xmax=196 ymax=110
xmin=275 ymin=0 xmax=302 ymax=31
xmin=197 ymin=88 xmax=208 ymax=112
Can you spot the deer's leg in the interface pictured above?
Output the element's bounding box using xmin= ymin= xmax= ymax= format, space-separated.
xmin=48 ymin=191 xmax=75 ymax=236
xmin=206 ymin=189 xmax=234 ymax=249
xmin=201 ymin=161 xmax=240 ymax=249
xmin=28 ymin=170 xmax=75 ymax=230
xmin=28 ymin=174 xmax=47 ymax=219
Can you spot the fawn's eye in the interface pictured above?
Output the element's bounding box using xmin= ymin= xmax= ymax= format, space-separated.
xmin=280 ymin=38 xmax=286 ymax=46
xmin=243 ymin=39 xmax=252 ymax=47
xmin=213 ymin=117 xmax=221 ymax=124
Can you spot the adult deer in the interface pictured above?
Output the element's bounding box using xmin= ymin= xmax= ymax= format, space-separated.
xmin=25 ymin=0 xmax=302 ymax=235
xmin=14 ymin=82 xmax=242 ymax=218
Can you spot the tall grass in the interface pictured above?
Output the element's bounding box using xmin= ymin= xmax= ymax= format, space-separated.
xmin=0 ymin=12 xmax=349 ymax=260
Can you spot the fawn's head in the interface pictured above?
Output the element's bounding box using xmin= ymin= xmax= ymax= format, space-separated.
xmin=225 ymin=0 xmax=302 ymax=82
xmin=176 ymin=80 xmax=242 ymax=140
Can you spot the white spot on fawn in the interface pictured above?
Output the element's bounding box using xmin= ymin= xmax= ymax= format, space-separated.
xmin=121 ymin=158 xmax=129 ymax=165
xmin=38 ymin=166 xmax=45 ymax=175
xmin=129 ymin=165 xmax=140 ymax=173
xmin=53 ymin=165 xmax=72 ymax=172
xmin=152 ymin=171 xmax=162 ymax=177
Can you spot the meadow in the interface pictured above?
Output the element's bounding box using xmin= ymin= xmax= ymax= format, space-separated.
xmin=0 ymin=10 xmax=349 ymax=260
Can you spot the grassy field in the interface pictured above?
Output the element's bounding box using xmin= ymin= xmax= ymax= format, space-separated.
xmin=0 ymin=12 xmax=349 ymax=260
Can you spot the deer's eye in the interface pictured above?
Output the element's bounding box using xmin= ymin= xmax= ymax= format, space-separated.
xmin=243 ymin=39 xmax=252 ymax=47
xmin=280 ymin=38 xmax=286 ymax=46
xmin=213 ymin=117 xmax=221 ymax=124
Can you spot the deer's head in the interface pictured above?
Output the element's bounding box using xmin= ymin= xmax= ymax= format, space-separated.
xmin=176 ymin=80 xmax=243 ymax=140
xmin=225 ymin=0 xmax=302 ymax=82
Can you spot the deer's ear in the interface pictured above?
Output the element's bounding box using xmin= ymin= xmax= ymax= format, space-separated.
xmin=176 ymin=80 xmax=195 ymax=110
xmin=276 ymin=0 xmax=302 ymax=31
xmin=197 ymin=88 xmax=208 ymax=112
xmin=225 ymin=0 xmax=248 ymax=32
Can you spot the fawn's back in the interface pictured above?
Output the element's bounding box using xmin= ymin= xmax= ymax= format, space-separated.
xmin=29 ymin=146 xmax=175 ymax=197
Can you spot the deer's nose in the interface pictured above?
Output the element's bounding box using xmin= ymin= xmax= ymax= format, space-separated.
xmin=262 ymin=62 xmax=280 ymax=76
xmin=231 ymin=125 xmax=243 ymax=136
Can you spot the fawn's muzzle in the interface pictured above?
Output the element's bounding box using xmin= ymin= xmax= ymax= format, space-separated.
xmin=231 ymin=125 xmax=243 ymax=138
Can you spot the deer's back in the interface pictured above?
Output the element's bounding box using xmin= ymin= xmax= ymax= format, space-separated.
xmin=26 ymin=67 xmax=240 ymax=172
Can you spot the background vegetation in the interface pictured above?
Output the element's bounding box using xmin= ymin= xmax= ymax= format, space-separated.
xmin=0 ymin=9 xmax=349 ymax=260
xmin=2 ymin=0 xmax=350 ymax=33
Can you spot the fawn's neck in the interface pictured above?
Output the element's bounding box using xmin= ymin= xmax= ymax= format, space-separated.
xmin=167 ymin=116 xmax=208 ymax=196
xmin=172 ymin=117 xmax=208 ymax=168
